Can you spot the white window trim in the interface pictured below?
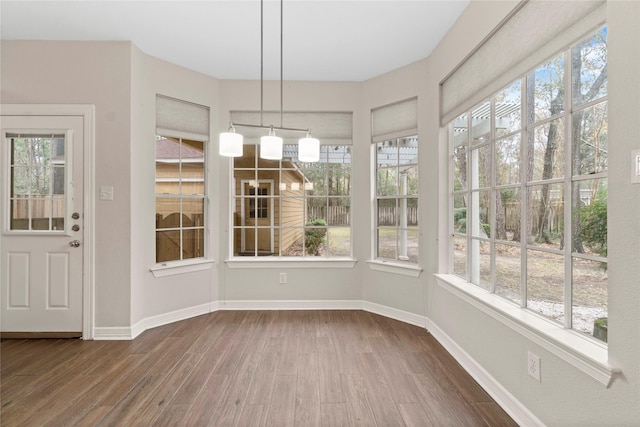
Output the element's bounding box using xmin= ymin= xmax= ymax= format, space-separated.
xmin=435 ymin=273 xmax=620 ymax=387
xmin=367 ymin=259 xmax=422 ymax=277
xmin=150 ymin=258 xmax=214 ymax=278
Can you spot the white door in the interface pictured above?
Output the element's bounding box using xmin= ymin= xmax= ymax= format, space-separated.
xmin=1 ymin=115 xmax=84 ymax=335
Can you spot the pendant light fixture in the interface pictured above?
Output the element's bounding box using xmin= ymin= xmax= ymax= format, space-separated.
xmin=218 ymin=0 xmax=320 ymax=162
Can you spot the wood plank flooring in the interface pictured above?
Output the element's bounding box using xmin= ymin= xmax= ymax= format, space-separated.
xmin=0 ymin=310 xmax=517 ymax=426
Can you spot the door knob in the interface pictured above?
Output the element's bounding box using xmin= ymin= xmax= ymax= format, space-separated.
xmin=69 ymin=240 xmax=81 ymax=248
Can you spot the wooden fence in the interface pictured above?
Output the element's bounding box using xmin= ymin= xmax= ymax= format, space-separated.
xmin=307 ymin=205 xmax=418 ymax=226
xmin=11 ymin=195 xmax=65 ymax=218
xmin=307 ymin=206 xmax=350 ymax=226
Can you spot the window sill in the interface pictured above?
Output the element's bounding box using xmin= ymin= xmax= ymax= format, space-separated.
xmin=150 ymin=258 xmax=214 ymax=278
xmin=367 ymin=260 xmax=423 ymax=277
xmin=434 ymin=274 xmax=620 ymax=387
xmin=225 ymin=257 xmax=357 ymax=269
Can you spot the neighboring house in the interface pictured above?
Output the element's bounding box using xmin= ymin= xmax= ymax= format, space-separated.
xmin=233 ymin=145 xmax=308 ymax=256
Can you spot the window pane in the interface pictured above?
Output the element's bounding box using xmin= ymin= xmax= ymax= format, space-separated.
xmin=182 ymin=198 xmax=204 ymax=226
xmin=470 ymin=239 xmax=490 ymax=291
xmin=183 ymin=228 xmax=204 ymax=259
xmin=528 ymin=183 xmax=563 ymax=247
xmin=11 ymin=166 xmax=29 ymax=195
xmin=328 ymin=163 xmax=351 ymax=196
xmin=495 ymin=243 xmax=521 ymax=304
xmin=307 ymin=197 xmax=328 ymax=223
xmin=31 ymin=198 xmax=52 ymax=230
xmin=453 ymin=236 xmax=467 ymax=278
xmin=530 ymin=119 xmax=565 ymax=181
xmin=280 ymin=227 xmax=305 ymax=256
xmin=377 ymin=141 xmax=398 ymax=167
xmin=470 ymin=145 xmax=490 ymax=189
xmin=573 ymin=102 xmax=607 ymax=176
xmin=52 ymin=166 xmax=65 ymax=195
xmin=156 ymin=197 xmax=180 ymax=229
xmin=327 ymin=227 xmax=350 ymax=256
xmin=453 ymin=194 xmax=467 ymax=234
xmin=281 ymin=196 xmax=304 ymax=228
xmin=11 ymin=138 xmax=29 ymax=166
xmin=471 ymin=102 xmax=490 ymax=146
xmin=531 ymin=54 xmax=565 ymax=122
xmin=470 ymin=190 xmax=490 ymax=238
xmin=496 ymin=135 xmax=521 ymax=185
xmin=31 ymin=167 xmax=51 ymax=195
xmin=573 ymin=179 xmax=607 ymax=256
xmin=527 ymin=249 xmax=564 ymax=325
xmin=304 ymin=226 xmax=327 ymax=256
xmin=572 ymin=27 xmax=607 ymax=107
xmin=572 ymin=257 xmax=607 ymax=340
xmin=327 ymin=197 xmax=350 ymax=226
xmin=377 ymin=167 xmax=398 ymax=196
xmin=406 ymin=197 xmax=418 ymax=227
xmin=402 ymin=227 xmax=419 ymax=263
xmin=453 ymin=149 xmax=467 ymax=191
xmin=327 ymin=145 xmax=351 ymax=165
xmin=377 ymin=228 xmax=397 ymax=260
xmin=156 ymin=230 xmax=181 ymax=262
xmin=495 ymin=80 xmax=522 ymax=137
xmin=403 ymin=165 xmax=418 ymax=196
xmin=452 ymin=113 xmax=469 ymax=148
xmin=235 ymin=144 xmax=257 ymax=169
xmin=377 ymin=199 xmax=397 ymax=227
xmin=304 ymin=162 xmax=327 ymax=196
xmin=496 ymin=187 xmax=520 ymax=242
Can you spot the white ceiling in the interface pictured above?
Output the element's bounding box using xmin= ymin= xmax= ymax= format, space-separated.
xmin=0 ymin=0 xmax=469 ymax=82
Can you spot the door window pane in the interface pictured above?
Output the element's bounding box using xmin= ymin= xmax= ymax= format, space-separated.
xmin=8 ymin=134 xmax=65 ymax=232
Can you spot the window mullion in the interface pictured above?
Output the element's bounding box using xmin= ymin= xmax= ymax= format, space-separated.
xmin=520 ymin=77 xmax=528 ymax=309
xmin=563 ymin=49 xmax=573 ymax=330
xmin=489 ymin=99 xmax=496 ymax=294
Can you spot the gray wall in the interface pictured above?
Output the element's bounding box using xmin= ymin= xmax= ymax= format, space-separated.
xmin=1 ymin=1 xmax=638 ymax=423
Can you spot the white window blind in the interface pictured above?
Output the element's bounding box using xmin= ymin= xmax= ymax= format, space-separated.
xmin=440 ymin=0 xmax=606 ymax=125
xmin=230 ymin=111 xmax=352 ymax=145
xmin=371 ymin=97 xmax=418 ymax=143
xmin=156 ymin=94 xmax=210 ymax=141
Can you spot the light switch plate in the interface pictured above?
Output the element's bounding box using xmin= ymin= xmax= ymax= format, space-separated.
xmin=100 ymin=186 xmax=114 ymax=200
xmin=632 ymin=150 xmax=640 ymax=184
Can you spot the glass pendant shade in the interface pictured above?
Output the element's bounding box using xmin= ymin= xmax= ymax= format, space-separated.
xmin=260 ymin=133 xmax=283 ymax=160
xmin=219 ymin=131 xmax=243 ymax=157
xmin=298 ymin=136 xmax=320 ymax=162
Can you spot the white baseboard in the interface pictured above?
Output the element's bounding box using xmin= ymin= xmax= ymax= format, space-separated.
xmin=93 ymin=326 xmax=134 ymax=340
xmin=362 ymin=301 xmax=427 ymax=328
xmin=93 ymin=299 xmax=422 ymax=339
xmin=218 ymin=299 xmax=362 ymax=311
xmin=426 ymin=319 xmax=545 ymax=427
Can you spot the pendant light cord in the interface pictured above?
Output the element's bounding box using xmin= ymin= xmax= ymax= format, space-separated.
xmin=280 ymin=0 xmax=283 ymax=128
xmin=260 ymin=0 xmax=264 ymax=126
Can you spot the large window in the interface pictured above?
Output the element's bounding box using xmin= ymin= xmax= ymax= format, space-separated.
xmin=449 ymin=27 xmax=608 ymax=342
xmin=371 ymin=98 xmax=419 ymax=264
xmin=155 ymin=95 xmax=209 ymax=264
xmin=230 ymin=111 xmax=352 ymax=258
xmin=375 ymin=136 xmax=419 ymax=262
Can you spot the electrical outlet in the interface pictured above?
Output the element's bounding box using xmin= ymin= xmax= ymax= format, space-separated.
xmin=528 ymin=351 xmax=541 ymax=382
xmin=279 ymin=272 xmax=287 ymax=284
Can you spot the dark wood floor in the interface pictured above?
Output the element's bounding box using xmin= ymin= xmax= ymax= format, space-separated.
xmin=1 ymin=310 xmax=516 ymax=426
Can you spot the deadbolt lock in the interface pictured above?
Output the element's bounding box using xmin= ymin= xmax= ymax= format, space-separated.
xmin=72 ymin=224 xmax=80 ymax=232
xmin=72 ymin=212 xmax=80 ymax=220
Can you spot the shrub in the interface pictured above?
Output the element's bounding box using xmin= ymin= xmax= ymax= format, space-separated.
xmin=305 ymin=218 xmax=327 ymax=255
xmin=579 ymin=196 xmax=607 ymax=257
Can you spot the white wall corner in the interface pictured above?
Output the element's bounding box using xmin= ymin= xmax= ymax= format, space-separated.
xmin=426 ymin=318 xmax=545 ymax=427
xmin=362 ymin=300 xmax=427 ymax=328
